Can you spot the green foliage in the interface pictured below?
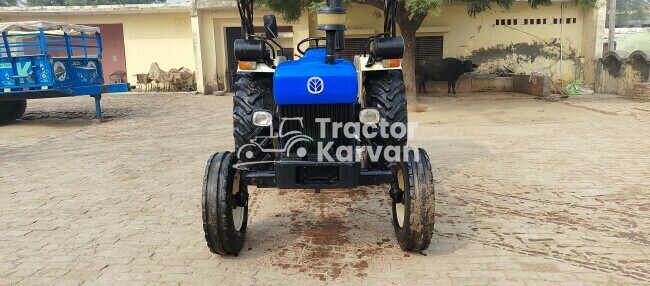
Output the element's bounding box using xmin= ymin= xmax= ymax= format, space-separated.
xmin=466 ymin=0 xmax=596 ymax=17
xmin=259 ymin=0 xmax=444 ymax=21
xmin=259 ymin=0 xmax=320 ymax=22
xmin=23 ymin=0 xmax=164 ymax=6
xmin=259 ymin=0 xmax=597 ymax=22
xmin=24 ymin=0 xmax=65 ymax=5
xmin=467 ymin=0 xmax=556 ymax=17
xmin=575 ymin=0 xmax=598 ymax=9
xmin=405 ymin=0 xmax=442 ymax=16
xmin=1 ymin=0 xmax=21 ymax=6
xmin=607 ymin=0 xmax=650 ymax=27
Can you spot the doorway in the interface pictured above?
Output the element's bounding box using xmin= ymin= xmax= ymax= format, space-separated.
xmin=86 ymin=24 xmax=127 ymax=84
xmin=225 ymin=27 xmax=243 ymax=92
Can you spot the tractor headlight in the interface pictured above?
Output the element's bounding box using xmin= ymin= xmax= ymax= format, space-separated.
xmin=359 ymin=108 xmax=381 ymax=125
xmin=252 ymin=111 xmax=273 ymax=127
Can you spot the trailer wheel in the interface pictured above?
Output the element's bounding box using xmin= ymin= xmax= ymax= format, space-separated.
xmin=365 ymin=70 xmax=408 ymax=147
xmin=0 ymin=100 xmax=27 ymax=121
xmin=234 ymin=73 xmax=274 ymax=165
xmin=202 ymin=151 xmax=249 ymax=256
xmin=392 ymin=147 xmax=435 ymax=252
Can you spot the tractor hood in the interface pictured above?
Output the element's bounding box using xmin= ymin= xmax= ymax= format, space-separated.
xmin=273 ymin=49 xmax=358 ymax=105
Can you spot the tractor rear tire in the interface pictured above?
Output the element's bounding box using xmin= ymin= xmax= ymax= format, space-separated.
xmin=202 ymin=151 xmax=249 ymax=256
xmin=233 ymin=73 xmax=274 ymax=165
xmin=0 ymin=100 xmax=27 ymax=121
xmin=392 ymin=147 xmax=435 ymax=252
xmin=365 ymin=70 xmax=408 ymax=148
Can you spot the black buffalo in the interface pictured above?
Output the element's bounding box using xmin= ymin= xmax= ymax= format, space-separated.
xmin=417 ymin=58 xmax=478 ymax=94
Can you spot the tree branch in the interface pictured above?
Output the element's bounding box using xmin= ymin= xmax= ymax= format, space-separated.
xmin=410 ymin=12 xmax=428 ymax=27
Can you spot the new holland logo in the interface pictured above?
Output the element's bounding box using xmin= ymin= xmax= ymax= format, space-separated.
xmin=307 ymin=77 xmax=324 ymax=95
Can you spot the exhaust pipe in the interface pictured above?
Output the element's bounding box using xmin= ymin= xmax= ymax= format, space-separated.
xmin=317 ymin=0 xmax=346 ymax=64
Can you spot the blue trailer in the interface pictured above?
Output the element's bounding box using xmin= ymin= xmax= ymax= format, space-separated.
xmin=0 ymin=21 xmax=130 ymax=121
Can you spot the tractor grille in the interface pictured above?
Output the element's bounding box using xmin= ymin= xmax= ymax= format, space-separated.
xmin=279 ymin=104 xmax=355 ymax=156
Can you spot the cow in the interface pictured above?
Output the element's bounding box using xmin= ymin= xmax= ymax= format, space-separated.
xmin=417 ymin=58 xmax=478 ymax=95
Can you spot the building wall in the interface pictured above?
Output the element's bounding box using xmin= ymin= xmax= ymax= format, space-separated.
xmin=596 ymin=52 xmax=650 ymax=96
xmin=582 ymin=0 xmax=607 ymax=85
xmin=2 ymin=1 xmax=603 ymax=91
xmin=2 ymin=12 xmax=195 ymax=84
xmin=197 ymin=8 xmax=309 ymax=88
xmin=613 ymin=28 xmax=650 ymax=52
xmin=94 ymin=24 xmax=127 ymax=83
xmin=337 ymin=2 xmax=591 ymax=83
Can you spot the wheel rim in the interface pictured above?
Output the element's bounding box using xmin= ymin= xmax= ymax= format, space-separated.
xmin=395 ymin=168 xmax=406 ymax=228
xmin=232 ymin=172 xmax=245 ymax=231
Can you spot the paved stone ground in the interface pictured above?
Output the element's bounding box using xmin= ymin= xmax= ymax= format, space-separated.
xmin=0 ymin=92 xmax=648 ymax=285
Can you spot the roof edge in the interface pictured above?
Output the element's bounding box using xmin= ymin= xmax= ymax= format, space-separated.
xmin=0 ymin=3 xmax=190 ymax=16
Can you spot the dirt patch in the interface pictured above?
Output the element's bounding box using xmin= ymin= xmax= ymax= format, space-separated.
xmin=270 ymin=188 xmax=394 ymax=281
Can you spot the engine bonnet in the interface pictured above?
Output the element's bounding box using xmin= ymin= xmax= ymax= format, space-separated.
xmin=273 ymin=49 xmax=358 ymax=105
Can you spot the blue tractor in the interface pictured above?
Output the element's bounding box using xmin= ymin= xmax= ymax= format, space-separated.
xmin=202 ymin=0 xmax=435 ymax=255
xmin=0 ymin=21 xmax=130 ymax=121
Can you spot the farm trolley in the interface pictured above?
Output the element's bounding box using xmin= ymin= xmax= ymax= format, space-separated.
xmin=0 ymin=21 xmax=130 ymax=121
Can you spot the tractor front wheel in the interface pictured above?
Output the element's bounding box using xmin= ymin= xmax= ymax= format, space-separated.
xmin=0 ymin=100 xmax=27 ymax=121
xmin=392 ymin=147 xmax=435 ymax=252
xmin=202 ymin=151 xmax=249 ymax=256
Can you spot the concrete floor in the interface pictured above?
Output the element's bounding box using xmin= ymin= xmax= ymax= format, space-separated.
xmin=0 ymin=92 xmax=648 ymax=285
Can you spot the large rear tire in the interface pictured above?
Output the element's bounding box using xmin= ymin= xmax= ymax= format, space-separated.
xmin=0 ymin=100 xmax=27 ymax=121
xmin=233 ymin=73 xmax=274 ymax=164
xmin=392 ymin=147 xmax=435 ymax=252
xmin=365 ymin=70 xmax=408 ymax=147
xmin=365 ymin=71 xmax=407 ymax=166
xmin=202 ymin=151 xmax=249 ymax=256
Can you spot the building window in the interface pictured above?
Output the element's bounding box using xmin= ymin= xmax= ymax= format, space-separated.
xmin=543 ymin=19 xmax=547 ymax=24
xmin=496 ymin=19 xmax=520 ymax=26
xmin=340 ymin=38 xmax=366 ymax=61
xmin=415 ymin=36 xmax=444 ymax=64
xmin=552 ymin=17 xmax=578 ymax=24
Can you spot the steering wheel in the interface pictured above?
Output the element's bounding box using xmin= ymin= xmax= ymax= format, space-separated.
xmin=297 ymin=37 xmax=327 ymax=56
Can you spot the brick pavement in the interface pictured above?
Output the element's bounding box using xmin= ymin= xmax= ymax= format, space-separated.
xmin=0 ymin=93 xmax=648 ymax=285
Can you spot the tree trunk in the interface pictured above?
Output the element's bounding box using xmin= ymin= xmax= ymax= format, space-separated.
xmin=394 ymin=7 xmax=423 ymax=104
xmin=353 ymin=0 xmax=428 ymax=104
xmin=400 ymin=28 xmax=418 ymax=103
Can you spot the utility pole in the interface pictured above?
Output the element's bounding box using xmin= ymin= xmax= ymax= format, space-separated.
xmin=608 ymin=0 xmax=616 ymax=51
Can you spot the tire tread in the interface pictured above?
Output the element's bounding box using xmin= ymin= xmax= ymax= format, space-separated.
xmin=233 ymin=73 xmax=274 ymax=163
xmin=365 ymin=71 xmax=408 ymax=151
xmin=202 ymin=151 xmax=247 ymax=256
xmin=393 ymin=147 xmax=435 ymax=252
